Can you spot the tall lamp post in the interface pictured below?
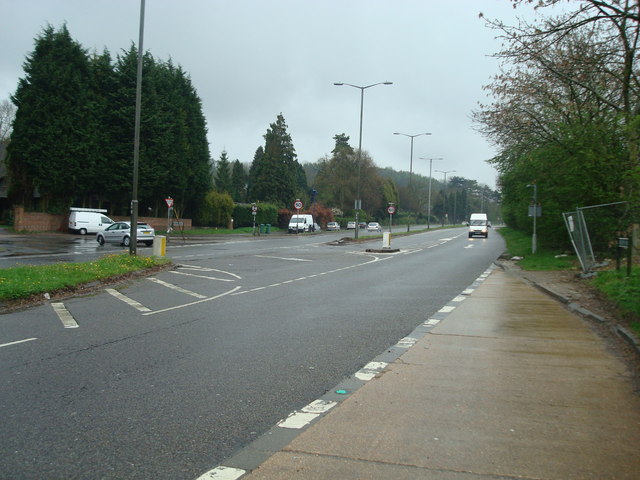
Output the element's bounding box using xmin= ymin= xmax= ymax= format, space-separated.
xmin=334 ymin=81 xmax=393 ymax=239
xmin=526 ymin=183 xmax=537 ymax=254
xmin=419 ymin=157 xmax=443 ymax=229
xmin=394 ymin=132 xmax=431 ymax=232
xmin=130 ymin=0 xmax=145 ymax=255
xmin=436 ymin=169 xmax=456 ymax=226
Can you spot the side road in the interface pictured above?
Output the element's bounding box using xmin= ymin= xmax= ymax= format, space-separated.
xmin=201 ymin=266 xmax=640 ymax=480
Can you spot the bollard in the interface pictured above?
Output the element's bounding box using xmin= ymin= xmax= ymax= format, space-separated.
xmin=382 ymin=232 xmax=391 ymax=249
xmin=153 ymin=235 xmax=166 ymax=257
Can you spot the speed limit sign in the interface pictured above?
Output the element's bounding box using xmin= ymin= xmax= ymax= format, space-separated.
xmin=387 ymin=205 xmax=396 ymax=215
xmin=294 ymin=200 xmax=303 ymax=210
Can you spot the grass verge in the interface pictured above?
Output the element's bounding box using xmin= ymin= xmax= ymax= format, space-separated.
xmin=591 ymin=268 xmax=640 ymax=334
xmin=497 ymin=227 xmax=576 ymax=270
xmin=0 ymin=253 xmax=170 ymax=302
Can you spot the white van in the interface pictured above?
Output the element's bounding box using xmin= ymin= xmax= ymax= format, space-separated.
xmin=468 ymin=213 xmax=489 ymax=238
xmin=288 ymin=214 xmax=315 ymax=233
xmin=68 ymin=208 xmax=114 ymax=235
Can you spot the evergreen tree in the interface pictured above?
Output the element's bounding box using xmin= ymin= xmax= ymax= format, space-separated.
xmin=331 ymin=133 xmax=353 ymax=155
xmin=249 ymin=114 xmax=302 ymax=206
xmin=247 ymin=146 xmax=264 ymax=202
xmin=8 ymin=24 xmax=94 ymax=210
xmin=214 ymin=150 xmax=231 ymax=193
xmin=230 ymin=159 xmax=246 ymax=202
xmin=8 ymin=25 xmax=211 ymax=218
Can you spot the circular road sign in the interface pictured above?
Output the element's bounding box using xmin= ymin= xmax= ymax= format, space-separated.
xmin=294 ymin=200 xmax=303 ymax=210
xmin=387 ymin=205 xmax=396 ymax=215
xmin=251 ymin=204 xmax=258 ymax=212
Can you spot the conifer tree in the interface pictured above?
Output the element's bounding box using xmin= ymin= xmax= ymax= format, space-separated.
xmin=214 ymin=150 xmax=232 ymax=193
xmin=230 ymin=159 xmax=246 ymax=202
xmin=249 ymin=114 xmax=302 ymax=206
xmin=8 ymin=24 xmax=93 ymax=209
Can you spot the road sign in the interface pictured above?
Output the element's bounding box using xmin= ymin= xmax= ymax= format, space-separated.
xmin=294 ymin=200 xmax=303 ymax=210
xmin=387 ymin=205 xmax=396 ymax=215
xmin=251 ymin=204 xmax=258 ymax=213
xmin=165 ymin=197 xmax=174 ymax=208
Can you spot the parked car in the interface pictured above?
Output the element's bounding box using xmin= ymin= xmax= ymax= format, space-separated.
xmin=96 ymin=221 xmax=155 ymax=247
xmin=346 ymin=221 xmax=356 ymax=229
xmin=367 ymin=222 xmax=382 ymax=232
xmin=313 ymin=223 xmax=321 ymax=232
xmin=326 ymin=221 xmax=340 ymax=231
xmin=359 ymin=222 xmax=367 ymax=229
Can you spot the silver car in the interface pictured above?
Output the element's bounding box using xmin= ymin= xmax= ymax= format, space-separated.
xmin=96 ymin=221 xmax=155 ymax=247
xmin=326 ymin=221 xmax=341 ymax=231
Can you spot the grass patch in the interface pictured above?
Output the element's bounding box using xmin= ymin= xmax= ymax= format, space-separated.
xmin=0 ymin=253 xmax=170 ymax=301
xmin=497 ymin=227 xmax=576 ymax=270
xmin=591 ymin=268 xmax=640 ymax=334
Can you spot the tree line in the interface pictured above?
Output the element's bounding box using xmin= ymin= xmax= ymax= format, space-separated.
xmin=6 ymin=24 xmax=211 ymax=219
xmin=474 ymin=0 xmax=640 ymax=250
xmin=4 ymin=24 xmax=498 ymax=229
xmin=210 ymin=130 xmax=498 ymax=228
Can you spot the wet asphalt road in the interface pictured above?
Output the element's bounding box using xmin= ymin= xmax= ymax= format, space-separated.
xmin=0 ymin=227 xmax=505 ymax=479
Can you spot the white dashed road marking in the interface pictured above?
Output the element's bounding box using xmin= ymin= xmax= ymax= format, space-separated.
xmin=0 ymin=338 xmax=37 ymax=348
xmin=51 ymin=302 xmax=79 ymax=328
xmin=195 ymin=466 xmax=246 ymax=480
xmin=170 ymin=271 xmax=235 ymax=282
xmin=106 ymin=289 xmax=151 ymax=312
xmin=177 ymin=264 xmax=242 ymax=279
xmin=147 ymin=277 xmax=207 ymax=298
xmin=254 ymin=255 xmax=312 ymax=262
xmin=355 ymin=361 xmax=389 ymax=381
xmin=277 ymin=399 xmax=337 ymax=429
xmin=143 ymin=286 xmax=242 ymax=316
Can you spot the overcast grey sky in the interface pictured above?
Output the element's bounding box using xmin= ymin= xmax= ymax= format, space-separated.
xmin=0 ymin=0 xmax=546 ymax=189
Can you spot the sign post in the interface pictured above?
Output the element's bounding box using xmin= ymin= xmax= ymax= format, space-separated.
xmin=387 ymin=204 xmax=396 ymax=232
xmin=165 ymin=197 xmax=174 ymax=241
xmin=294 ymin=199 xmax=303 ymax=233
xmin=251 ymin=203 xmax=258 ymax=236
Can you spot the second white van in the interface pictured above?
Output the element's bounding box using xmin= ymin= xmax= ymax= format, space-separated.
xmin=288 ymin=214 xmax=315 ymax=233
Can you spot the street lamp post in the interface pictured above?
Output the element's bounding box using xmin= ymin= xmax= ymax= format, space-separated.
xmin=419 ymin=157 xmax=443 ymax=229
xmin=436 ymin=169 xmax=456 ymax=226
xmin=527 ymin=183 xmax=538 ymax=254
xmin=130 ymin=0 xmax=146 ymax=255
xmin=334 ymin=81 xmax=393 ymax=239
xmin=394 ymin=132 xmax=431 ymax=232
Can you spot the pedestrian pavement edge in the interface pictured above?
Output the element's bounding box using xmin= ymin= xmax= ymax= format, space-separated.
xmin=193 ymin=265 xmax=499 ymax=480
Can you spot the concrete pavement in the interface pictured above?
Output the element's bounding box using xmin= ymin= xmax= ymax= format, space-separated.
xmin=200 ymin=266 xmax=640 ymax=480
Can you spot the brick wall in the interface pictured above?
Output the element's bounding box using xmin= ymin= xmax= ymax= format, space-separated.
xmin=11 ymin=206 xmax=191 ymax=232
